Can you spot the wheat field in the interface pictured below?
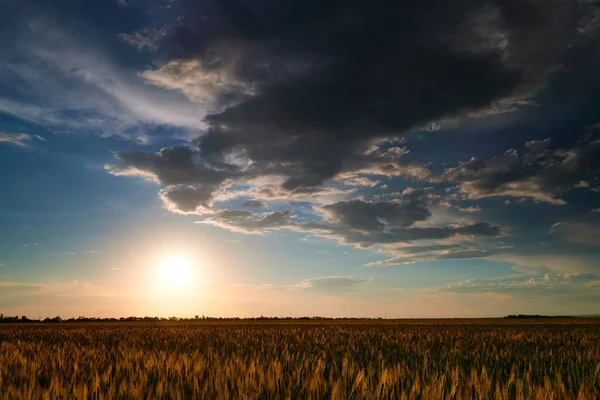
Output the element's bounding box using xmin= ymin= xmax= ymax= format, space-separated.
xmin=1 ymin=320 xmax=599 ymax=399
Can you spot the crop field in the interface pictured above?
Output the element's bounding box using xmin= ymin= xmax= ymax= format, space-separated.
xmin=1 ymin=319 xmax=599 ymax=399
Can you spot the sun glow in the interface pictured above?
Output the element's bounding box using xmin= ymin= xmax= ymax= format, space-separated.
xmin=141 ymin=248 xmax=217 ymax=315
xmin=154 ymin=253 xmax=197 ymax=292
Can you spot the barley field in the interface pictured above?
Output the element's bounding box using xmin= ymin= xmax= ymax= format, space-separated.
xmin=1 ymin=320 xmax=599 ymax=399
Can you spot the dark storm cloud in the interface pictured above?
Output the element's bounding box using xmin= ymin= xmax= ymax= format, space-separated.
xmin=132 ymin=0 xmax=588 ymax=191
xmin=105 ymin=1 xmax=599 ymax=263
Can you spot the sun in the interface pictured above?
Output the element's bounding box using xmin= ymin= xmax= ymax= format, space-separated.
xmin=156 ymin=253 xmax=195 ymax=289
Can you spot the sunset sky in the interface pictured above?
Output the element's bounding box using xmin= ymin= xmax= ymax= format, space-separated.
xmin=1 ymin=0 xmax=599 ymax=318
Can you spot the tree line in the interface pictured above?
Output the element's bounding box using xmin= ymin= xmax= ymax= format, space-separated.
xmin=0 ymin=314 xmax=390 ymax=323
xmin=0 ymin=314 xmax=579 ymax=323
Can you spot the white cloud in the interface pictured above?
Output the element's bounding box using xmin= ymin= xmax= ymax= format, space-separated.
xmin=0 ymin=132 xmax=38 ymax=146
xmin=215 ymin=184 xmax=355 ymax=204
xmin=141 ymin=58 xmax=254 ymax=105
xmin=338 ymin=175 xmax=382 ymax=187
xmin=459 ymin=206 xmax=482 ymax=213
xmin=197 ymin=210 xmax=293 ymax=234
xmin=297 ymin=276 xmax=373 ymax=292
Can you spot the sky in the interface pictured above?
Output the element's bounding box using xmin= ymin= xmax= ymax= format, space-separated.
xmin=1 ymin=0 xmax=600 ymax=318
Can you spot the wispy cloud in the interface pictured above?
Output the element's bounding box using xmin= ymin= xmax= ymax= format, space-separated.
xmin=0 ymin=280 xmax=142 ymax=298
xmin=235 ymin=276 xmax=373 ymax=293
xmin=0 ymin=132 xmax=40 ymax=147
xmin=549 ymin=221 xmax=600 ymax=246
xmin=365 ymin=248 xmax=496 ymax=267
xmin=440 ymin=273 xmax=600 ymax=297
xmin=0 ymin=15 xmax=207 ymax=141
xmin=119 ymin=27 xmax=167 ymax=51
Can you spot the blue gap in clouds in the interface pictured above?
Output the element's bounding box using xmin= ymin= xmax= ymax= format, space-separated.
xmin=0 ymin=119 xmax=162 ymax=263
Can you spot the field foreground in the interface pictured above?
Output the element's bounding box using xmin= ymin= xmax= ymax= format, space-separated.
xmin=1 ymin=319 xmax=599 ymax=399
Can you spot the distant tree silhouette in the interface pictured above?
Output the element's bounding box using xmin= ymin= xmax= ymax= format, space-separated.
xmin=0 ymin=314 xmax=579 ymax=323
xmin=504 ymin=314 xmax=574 ymax=319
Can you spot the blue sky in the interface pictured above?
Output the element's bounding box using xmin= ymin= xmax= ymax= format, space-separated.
xmin=1 ymin=0 xmax=599 ymax=318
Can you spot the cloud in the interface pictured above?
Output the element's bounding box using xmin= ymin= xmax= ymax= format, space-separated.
xmin=591 ymin=208 xmax=600 ymax=212
xmin=440 ymin=273 xmax=600 ymax=296
xmin=242 ymin=199 xmax=267 ymax=208
xmin=105 ymin=145 xmax=362 ymax=211
xmin=524 ymin=138 xmax=552 ymax=153
xmin=127 ymin=0 xmax=588 ymax=193
xmin=288 ymin=189 xmax=502 ymax=250
xmin=233 ymin=184 xmax=355 ymax=203
xmin=0 ymin=281 xmax=42 ymax=289
xmin=365 ymin=245 xmax=496 ymax=267
xmin=197 ymin=210 xmax=294 ymax=234
xmin=549 ymin=221 xmax=600 ymax=246
xmin=182 ymin=188 xmax=503 ymax=260
xmin=577 ymin=3 xmax=600 ymax=34
xmin=488 ymin=251 xmax=600 ymax=275
xmin=119 ymin=27 xmax=167 ymax=51
xmin=102 ymin=1 xmax=600 ymax=263
xmin=297 ymin=276 xmax=372 ymax=292
xmin=141 ymin=58 xmax=254 ymax=106
xmin=338 ymin=176 xmax=382 ymax=188
xmin=458 ymin=206 xmax=482 ymax=213
xmin=295 ymin=221 xmax=501 ymax=249
xmin=385 ymin=244 xmax=465 ymax=254
xmin=0 ymin=9 xmax=205 ymax=140
xmin=95 ymin=1 xmax=597 ymax=271
xmin=191 ymin=189 xmax=502 ymax=250
xmin=106 ymin=147 xmax=237 ymax=186
xmin=443 ymin=139 xmax=600 ymax=204
xmin=0 ymin=100 xmax=68 ymax=128
xmin=0 ymin=280 xmax=141 ymax=298
xmin=159 ymin=185 xmax=217 ymax=214
xmin=239 ymin=276 xmax=372 ymax=293
xmin=320 ymin=199 xmax=431 ymax=233
xmin=0 ymin=132 xmax=43 ymax=147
